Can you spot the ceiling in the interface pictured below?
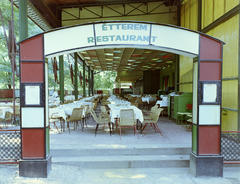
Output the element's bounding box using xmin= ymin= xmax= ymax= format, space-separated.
xmin=13 ymin=0 xmax=181 ymax=82
xmin=79 ymin=48 xmax=175 ymax=72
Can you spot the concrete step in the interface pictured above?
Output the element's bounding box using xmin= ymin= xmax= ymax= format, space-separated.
xmin=50 ymin=144 xmax=191 ymax=157
xmin=52 ymin=155 xmax=190 ymax=168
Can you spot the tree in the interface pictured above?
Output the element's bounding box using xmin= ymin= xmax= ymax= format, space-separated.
xmin=0 ymin=0 xmax=42 ymax=89
xmin=93 ymin=71 xmax=117 ymax=90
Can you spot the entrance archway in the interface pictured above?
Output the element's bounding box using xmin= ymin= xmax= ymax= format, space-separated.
xmin=18 ymin=21 xmax=224 ymax=177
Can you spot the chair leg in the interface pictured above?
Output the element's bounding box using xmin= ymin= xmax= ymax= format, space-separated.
xmin=119 ymin=127 xmax=121 ymax=140
xmin=153 ymin=123 xmax=163 ymax=136
xmin=135 ymin=125 xmax=139 ymax=139
xmin=141 ymin=123 xmax=148 ymax=134
xmin=108 ymin=122 xmax=111 ymax=136
xmin=95 ymin=124 xmax=99 ymax=136
xmin=112 ymin=122 xmax=114 ymax=135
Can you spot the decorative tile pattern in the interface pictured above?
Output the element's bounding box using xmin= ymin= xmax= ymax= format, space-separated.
xmin=0 ymin=132 xmax=21 ymax=161
xmin=221 ymin=132 xmax=240 ymax=161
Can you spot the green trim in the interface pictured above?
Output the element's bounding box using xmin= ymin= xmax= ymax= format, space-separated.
xmin=192 ymin=124 xmax=197 ymax=154
xmin=59 ymin=55 xmax=64 ymax=103
xmin=74 ymin=53 xmax=78 ymax=100
xmin=46 ymin=127 xmax=49 ymax=156
xmin=201 ymin=4 xmax=240 ymax=33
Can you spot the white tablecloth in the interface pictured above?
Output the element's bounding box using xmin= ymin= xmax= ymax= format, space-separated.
xmin=142 ymin=97 xmax=156 ymax=104
xmin=156 ymin=100 xmax=168 ymax=107
xmin=109 ymin=106 xmax=143 ymax=123
xmin=49 ymin=108 xmax=67 ymax=120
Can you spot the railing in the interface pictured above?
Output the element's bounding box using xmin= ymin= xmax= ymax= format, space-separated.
xmin=221 ymin=131 xmax=240 ymax=162
xmin=0 ymin=129 xmax=21 ymax=163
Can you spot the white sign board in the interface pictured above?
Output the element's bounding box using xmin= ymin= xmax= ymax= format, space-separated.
xmin=25 ymin=86 xmax=40 ymax=105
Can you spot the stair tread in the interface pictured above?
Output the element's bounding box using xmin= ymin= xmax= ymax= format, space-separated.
xmin=52 ymin=155 xmax=190 ymax=162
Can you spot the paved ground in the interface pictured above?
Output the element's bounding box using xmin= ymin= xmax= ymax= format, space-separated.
xmin=1 ymin=164 xmax=240 ymax=184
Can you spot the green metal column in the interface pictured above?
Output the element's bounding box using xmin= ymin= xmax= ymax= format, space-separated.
xmin=74 ymin=53 xmax=78 ymax=100
xmin=91 ymin=70 xmax=94 ymax=95
xmin=175 ymin=55 xmax=179 ymax=92
xmin=88 ymin=66 xmax=90 ymax=96
xmin=83 ymin=61 xmax=86 ymax=97
xmin=59 ymin=55 xmax=64 ymax=103
xmin=19 ymin=0 xmax=28 ymax=41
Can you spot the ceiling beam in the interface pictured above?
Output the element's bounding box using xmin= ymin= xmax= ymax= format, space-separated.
xmin=30 ymin=0 xmax=61 ymax=28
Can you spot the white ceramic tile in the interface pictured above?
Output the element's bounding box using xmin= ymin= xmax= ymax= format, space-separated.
xmin=199 ymin=105 xmax=220 ymax=125
xmin=22 ymin=107 xmax=44 ymax=128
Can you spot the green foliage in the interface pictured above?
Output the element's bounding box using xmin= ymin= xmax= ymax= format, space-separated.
xmin=0 ymin=0 xmax=42 ymax=89
xmin=94 ymin=71 xmax=117 ymax=90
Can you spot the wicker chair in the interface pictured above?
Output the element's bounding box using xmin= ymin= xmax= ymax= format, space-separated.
xmin=81 ymin=105 xmax=89 ymax=127
xmin=0 ymin=111 xmax=12 ymax=129
xmin=142 ymin=105 xmax=159 ymax=115
xmin=119 ymin=109 xmax=139 ymax=140
xmin=136 ymin=97 xmax=147 ymax=110
xmin=141 ymin=108 xmax=163 ymax=136
xmin=66 ymin=108 xmax=84 ymax=134
xmin=89 ymin=109 xmax=112 ymax=136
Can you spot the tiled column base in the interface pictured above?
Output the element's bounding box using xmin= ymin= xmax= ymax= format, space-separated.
xmin=190 ymin=152 xmax=223 ymax=177
xmin=19 ymin=155 xmax=52 ymax=178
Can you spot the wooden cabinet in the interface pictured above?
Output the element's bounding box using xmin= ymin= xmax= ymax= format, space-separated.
xmin=168 ymin=92 xmax=192 ymax=119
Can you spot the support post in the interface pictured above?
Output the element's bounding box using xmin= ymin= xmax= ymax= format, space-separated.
xmin=59 ymin=55 xmax=64 ymax=103
xmin=83 ymin=60 xmax=86 ymax=97
xmin=91 ymin=70 xmax=94 ymax=95
xmin=190 ymin=35 xmax=223 ymax=177
xmin=19 ymin=0 xmax=28 ymax=41
xmin=88 ymin=66 xmax=90 ymax=96
xmin=74 ymin=53 xmax=78 ymax=100
xmin=19 ymin=35 xmax=51 ymax=178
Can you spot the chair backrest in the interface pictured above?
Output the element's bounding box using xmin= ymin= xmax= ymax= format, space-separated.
xmin=101 ymin=106 xmax=107 ymax=113
xmin=152 ymin=108 xmax=163 ymax=122
xmin=81 ymin=105 xmax=89 ymax=114
xmin=89 ymin=109 xmax=99 ymax=123
xmin=151 ymin=105 xmax=159 ymax=113
xmin=68 ymin=108 xmax=83 ymax=121
xmin=119 ymin=109 xmax=135 ymax=126
xmin=5 ymin=111 xmax=12 ymax=121
xmin=186 ymin=104 xmax=192 ymax=111
xmin=90 ymin=102 xmax=95 ymax=111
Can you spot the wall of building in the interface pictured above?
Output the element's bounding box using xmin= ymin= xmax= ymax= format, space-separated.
xmin=180 ymin=0 xmax=240 ymax=130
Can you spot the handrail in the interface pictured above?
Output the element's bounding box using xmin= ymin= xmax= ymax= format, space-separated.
xmin=222 ymin=131 xmax=240 ymax=133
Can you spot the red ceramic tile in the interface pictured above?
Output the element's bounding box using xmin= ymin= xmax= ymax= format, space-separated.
xmin=199 ymin=61 xmax=221 ymax=81
xmin=20 ymin=35 xmax=43 ymax=61
xmin=22 ymin=129 xmax=45 ymax=159
xmin=200 ymin=35 xmax=222 ymax=60
xmin=199 ymin=126 xmax=220 ymax=155
xmin=21 ymin=62 xmax=44 ymax=83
